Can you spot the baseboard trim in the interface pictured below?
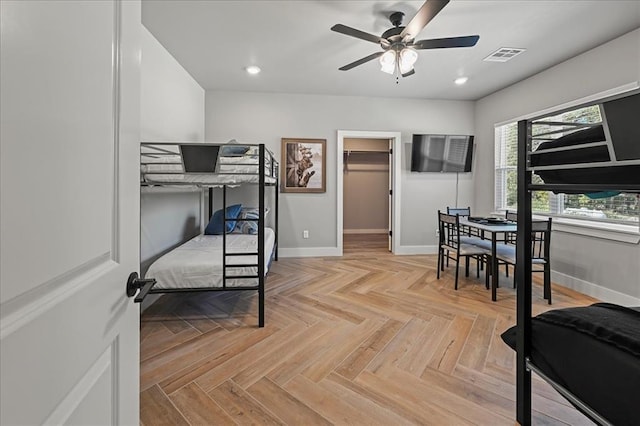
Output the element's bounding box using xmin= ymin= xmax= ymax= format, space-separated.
xmin=279 ymin=247 xmax=342 ymax=258
xmin=552 ymin=271 xmax=640 ymax=305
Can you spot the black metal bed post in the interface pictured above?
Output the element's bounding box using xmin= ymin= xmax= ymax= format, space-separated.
xmin=516 ymin=119 xmax=533 ymax=425
xmin=222 ymin=185 xmax=227 ymax=289
xmin=274 ymin=156 xmax=279 ymax=261
xmin=208 ymin=187 xmax=213 ymax=220
xmin=258 ymin=144 xmax=266 ymax=327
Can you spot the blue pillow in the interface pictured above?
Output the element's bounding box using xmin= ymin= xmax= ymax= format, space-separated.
xmin=221 ymin=145 xmax=250 ymax=156
xmin=204 ymin=204 xmax=242 ymax=235
xmin=233 ymin=208 xmax=260 ymax=234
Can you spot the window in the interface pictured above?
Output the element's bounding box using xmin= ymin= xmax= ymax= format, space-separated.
xmin=494 ymin=105 xmax=640 ymax=225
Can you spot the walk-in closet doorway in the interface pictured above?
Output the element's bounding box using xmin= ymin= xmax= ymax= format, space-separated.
xmin=343 ymin=138 xmax=390 ymax=251
xmin=337 ymin=130 xmax=402 ymax=256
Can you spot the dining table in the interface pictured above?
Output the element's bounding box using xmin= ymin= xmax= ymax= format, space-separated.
xmin=459 ymin=217 xmax=517 ymax=301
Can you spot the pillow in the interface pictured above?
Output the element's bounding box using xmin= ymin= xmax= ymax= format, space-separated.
xmin=204 ymin=204 xmax=242 ymax=235
xmin=233 ymin=207 xmax=260 ymax=234
xmin=220 ymin=139 xmax=250 ymax=157
xmin=221 ymin=145 xmax=250 ymax=156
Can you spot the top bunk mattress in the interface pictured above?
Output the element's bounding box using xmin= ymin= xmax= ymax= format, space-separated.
xmin=530 ymin=124 xmax=640 ymax=187
xmin=528 ymin=91 xmax=640 ymax=189
xmin=141 ymin=143 xmax=277 ymax=186
xmin=146 ymin=228 xmax=276 ymax=290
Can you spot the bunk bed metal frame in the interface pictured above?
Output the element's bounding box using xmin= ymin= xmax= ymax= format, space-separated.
xmin=515 ymin=89 xmax=640 ymax=425
xmin=140 ymin=142 xmax=279 ymax=327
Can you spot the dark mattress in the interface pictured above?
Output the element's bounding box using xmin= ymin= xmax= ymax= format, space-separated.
xmin=501 ymin=303 xmax=640 ymax=426
xmin=531 ymin=125 xmax=640 ymax=188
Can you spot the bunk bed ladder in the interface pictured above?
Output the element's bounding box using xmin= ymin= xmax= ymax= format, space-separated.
xmin=218 ymin=147 xmax=267 ymax=327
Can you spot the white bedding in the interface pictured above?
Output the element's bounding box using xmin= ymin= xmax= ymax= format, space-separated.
xmin=143 ymin=173 xmax=276 ymax=185
xmin=141 ymin=154 xmax=276 ymax=185
xmin=147 ymin=228 xmax=276 ymax=289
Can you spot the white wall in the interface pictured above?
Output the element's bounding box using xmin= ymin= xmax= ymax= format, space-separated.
xmin=140 ymin=26 xmax=205 ymax=275
xmin=205 ymin=91 xmax=475 ymax=253
xmin=475 ymin=29 xmax=640 ymax=303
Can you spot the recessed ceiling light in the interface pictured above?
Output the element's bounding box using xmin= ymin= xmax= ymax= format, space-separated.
xmin=455 ymin=77 xmax=468 ymax=85
xmin=245 ymin=66 xmax=261 ymax=75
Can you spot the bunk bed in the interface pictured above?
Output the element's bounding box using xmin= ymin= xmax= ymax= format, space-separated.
xmin=501 ymin=88 xmax=640 ymax=425
xmin=137 ymin=142 xmax=279 ymax=327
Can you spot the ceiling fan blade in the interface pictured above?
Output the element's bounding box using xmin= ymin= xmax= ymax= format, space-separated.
xmin=401 ymin=69 xmax=416 ymax=78
xmin=412 ymin=35 xmax=480 ymax=49
xmin=400 ymin=0 xmax=449 ymax=41
xmin=338 ymin=52 xmax=384 ymax=71
xmin=331 ymin=24 xmax=384 ymax=44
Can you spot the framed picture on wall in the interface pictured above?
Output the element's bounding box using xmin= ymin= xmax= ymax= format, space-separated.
xmin=281 ymin=138 xmax=326 ymax=193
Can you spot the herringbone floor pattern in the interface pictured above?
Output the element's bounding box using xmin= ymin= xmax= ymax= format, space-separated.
xmin=140 ymin=234 xmax=597 ymax=425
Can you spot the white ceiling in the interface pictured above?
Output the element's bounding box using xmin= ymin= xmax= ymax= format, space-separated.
xmin=142 ymin=0 xmax=640 ymax=101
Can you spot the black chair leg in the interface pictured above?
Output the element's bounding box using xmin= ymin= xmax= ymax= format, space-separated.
xmin=485 ymin=256 xmax=491 ymax=290
xmin=454 ymin=256 xmax=460 ymax=290
xmin=544 ymin=266 xmax=552 ymax=304
xmin=465 ymin=257 xmax=470 ymax=277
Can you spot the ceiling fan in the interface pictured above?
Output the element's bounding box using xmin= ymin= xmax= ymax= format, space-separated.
xmin=331 ymin=0 xmax=479 ymax=78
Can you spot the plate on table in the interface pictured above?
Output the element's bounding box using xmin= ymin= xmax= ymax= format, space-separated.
xmin=487 ymin=217 xmax=508 ymax=224
xmin=468 ymin=216 xmax=489 ymax=223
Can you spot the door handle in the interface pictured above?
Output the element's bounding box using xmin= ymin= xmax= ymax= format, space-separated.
xmin=126 ymin=272 xmax=156 ymax=303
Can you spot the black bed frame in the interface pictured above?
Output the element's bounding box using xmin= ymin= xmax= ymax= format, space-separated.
xmin=515 ymin=89 xmax=640 ymax=425
xmin=140 ymin=143 xmax=279 ymax=327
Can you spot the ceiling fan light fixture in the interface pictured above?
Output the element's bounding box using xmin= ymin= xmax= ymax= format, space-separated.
xmin=332 ymin=0 xmax=478 ymax=79
xmin=379 ymin=50 xmax=396 ymax=74
xmin=399 ymin=47 xmax=418 ymax=74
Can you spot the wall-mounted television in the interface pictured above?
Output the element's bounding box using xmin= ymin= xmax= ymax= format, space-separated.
xmin=410 ymin=134 xmax=474 ymax=172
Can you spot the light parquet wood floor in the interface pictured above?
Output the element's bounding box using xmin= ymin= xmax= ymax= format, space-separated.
xmin=140 ymin=234 xmax=598 ymax=425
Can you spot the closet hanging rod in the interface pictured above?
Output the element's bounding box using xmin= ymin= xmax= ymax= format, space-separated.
xmin=343 ymin=150 xmax=389 ymax=154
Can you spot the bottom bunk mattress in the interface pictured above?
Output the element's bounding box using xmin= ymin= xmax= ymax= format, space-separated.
xmin=501 ymin=303 xmax=640 ymax=426
xmin=146 ymin=228 xmax=276 ymax=290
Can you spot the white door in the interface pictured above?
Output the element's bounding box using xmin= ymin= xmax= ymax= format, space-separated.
xmin=1 ymin=1 xmax=141 ymax=425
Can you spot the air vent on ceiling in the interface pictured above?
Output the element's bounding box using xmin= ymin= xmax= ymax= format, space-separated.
xmin=483 ymin=47 xmax=526 ymax=62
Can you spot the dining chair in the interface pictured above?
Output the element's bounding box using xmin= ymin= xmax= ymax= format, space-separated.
xmin=447 ymin=206 xmax=471 ymax=217
xmin=492 ymin=218 xmax=553 ymax=304
xmin=447 ymin=205 xmax=485 ymax=243
xmin=505 ymin=210 xmax=518 ymax=222
xmin=437 ymin=211 xmax=490 ymax=290
xmin=444 ymin=206 xmax=471 ymax=266
xmin=501 ymin=210 xmax=518 ymax=276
